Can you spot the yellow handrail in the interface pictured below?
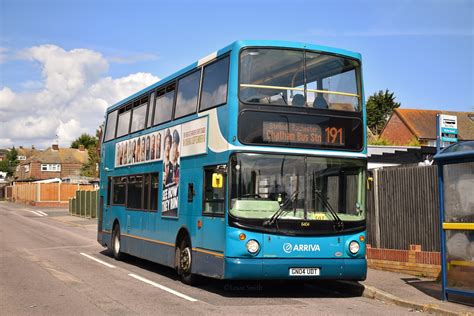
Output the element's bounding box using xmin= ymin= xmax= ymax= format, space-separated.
xmin=442 ymin=222 xmax=474 ymax=230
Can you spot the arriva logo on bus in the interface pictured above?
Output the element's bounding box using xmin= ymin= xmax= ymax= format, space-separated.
xmin=283 ymin=243 xmax=321 ymax=254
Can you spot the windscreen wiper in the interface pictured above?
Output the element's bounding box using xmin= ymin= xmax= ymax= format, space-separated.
xmin=314 ymin=190 xmax=344 ymax=231
xmin=263 ymin=191 xmax=299 ymax=227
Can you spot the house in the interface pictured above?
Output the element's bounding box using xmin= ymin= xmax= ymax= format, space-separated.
xmin=0 ymin=149 xmax=8 ymax=162
xmin=381 ymin=109 xmax=474 ymax=146
xmin=15 ymin=144 xmax=89 ymax=181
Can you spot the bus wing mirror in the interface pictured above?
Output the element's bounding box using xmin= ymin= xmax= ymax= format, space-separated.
xmin=212 ymin=173 xmax=223 ymax=188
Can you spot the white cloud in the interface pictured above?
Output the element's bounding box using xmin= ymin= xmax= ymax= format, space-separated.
xmin=0 ymin=44 xmax=159 ymax=148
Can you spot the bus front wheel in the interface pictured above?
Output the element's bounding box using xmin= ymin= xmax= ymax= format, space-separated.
xmin=112 ymin=225 xmax=123 ymax=260
xmin=178 ymin=239 xmax=196 ymax=285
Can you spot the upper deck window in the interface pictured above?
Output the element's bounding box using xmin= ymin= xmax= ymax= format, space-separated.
xmin=153 ymin=85 xmax=175 ymax=125
xmin=239 ymin=48 xmax=361 ymax=111
xmin=104 ymin=110 xmax=118 ymax=142
xmin=116 ymin=105 xmax=132 ymax=138
xmin=130 ymin=97 xmax=148 ymax=133
xmin=200 ymin=56 xmax=230 ymax=111
xmin=174 ymin=70 xmax=201 ymax=119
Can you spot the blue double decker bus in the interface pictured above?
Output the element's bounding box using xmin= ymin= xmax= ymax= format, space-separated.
xmin=98 ymin=40 xmax=367 ymax=284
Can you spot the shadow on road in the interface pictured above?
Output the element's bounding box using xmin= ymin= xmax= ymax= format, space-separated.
xmin=401 ymin=278 xmax=474 ymax=306
xmin=99 ymin=249 xmax=365 ymax=299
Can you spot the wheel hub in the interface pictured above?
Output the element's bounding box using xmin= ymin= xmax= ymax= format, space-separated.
xmin=180 ymin=247 xmax=191 ymax=272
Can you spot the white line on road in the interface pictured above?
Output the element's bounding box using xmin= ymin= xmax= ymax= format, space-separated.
xmin=30 ymin=210 xmax=45 ymax=217
xmin=80 ymin=253 xmax=116 ymax=268
xmin=37 ymin=210 xmax=48 ymax=216
xmin=128 ymin=273 xmax=198 ymax=302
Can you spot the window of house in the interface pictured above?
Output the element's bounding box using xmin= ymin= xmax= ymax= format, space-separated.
xmin=112 ymin=176 xmax=127 ymax=205
xmin=200 ymin=56 xmax=229 ymax=111
xmin=130 ymin=97 xmax=148 ymax=133
xmin=41 ymin=164 xmax=61 ymax=172
xmin=153 ymin=85 xmax=175 ymax=125
xmin=174 ymin=70 xmax=201 ymax=119
xmin=203 ymin=166 xmax=226 ymax=216
xmin=104 ymin=110 xmax=118 ymax=141
xmin=127 ymin=175 xmax=143 ymax=209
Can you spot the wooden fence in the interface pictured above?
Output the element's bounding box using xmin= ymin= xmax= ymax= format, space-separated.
xmin=10 ymin=182 xmax=95 ymax=207
xmin=366 ymin=165 xmax=441 ymax=252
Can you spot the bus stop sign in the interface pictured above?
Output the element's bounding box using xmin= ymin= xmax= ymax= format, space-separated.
xmin=439 ymin=114 xmax=458 ymax=143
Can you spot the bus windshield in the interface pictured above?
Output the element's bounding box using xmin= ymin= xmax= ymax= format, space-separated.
xmin=230 ymin=153 xmax=365 ymax=222
xmin=239 ymin=48 xmax=361 ymax=111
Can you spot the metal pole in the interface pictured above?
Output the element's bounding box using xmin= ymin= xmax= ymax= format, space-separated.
xmin=436 ymin=113 xmax=441 ymax=153
xmin=437 ymin=163 xmax=448 ymax=301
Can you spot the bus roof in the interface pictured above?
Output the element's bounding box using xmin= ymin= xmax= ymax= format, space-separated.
xmin=106 ymin=40 xmax=362 ymax=113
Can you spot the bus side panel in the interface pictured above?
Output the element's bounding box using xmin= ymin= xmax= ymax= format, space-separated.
xmin=192 ymin=251 xmax=224 ymax=279
xmin=121 ymin=235 xmax=175 ymax=268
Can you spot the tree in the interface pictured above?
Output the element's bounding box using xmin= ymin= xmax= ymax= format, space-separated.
xmin=71 ymin=133 xmax=98 ymax=150
xmin=0 ymin=147 xmax=19 ymax=176
xmin=366 ymin=90 xmax=401 ymax=135
xmin=71 ymin=131 xmax=101 ymax=178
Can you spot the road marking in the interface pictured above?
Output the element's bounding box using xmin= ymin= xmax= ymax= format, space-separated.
xmin=128 ymin=273 xmax=198 ymax=302
xmin=37 ymin=210 xmax=48 ymax=216
xmin=80 ymin=253 xmax=116 ymax=268
xmin=30 ymin=210 xmax=45 ymax=217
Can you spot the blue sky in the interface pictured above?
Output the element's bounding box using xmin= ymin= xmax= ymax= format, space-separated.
xmin=0 ymin=0 xmax=473 ymax=147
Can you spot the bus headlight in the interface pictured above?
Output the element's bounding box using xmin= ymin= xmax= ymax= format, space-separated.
xmin=246 ymin=239 xmax=260 ymax=254
xmin=349 ymin=241 xmax=360 ymax=254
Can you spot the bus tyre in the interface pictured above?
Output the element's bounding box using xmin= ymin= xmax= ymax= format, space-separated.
xmin=179 ymin=239 xmax=196 ymax=285
xmin=112 ymin=225 xmax=123 ymax=260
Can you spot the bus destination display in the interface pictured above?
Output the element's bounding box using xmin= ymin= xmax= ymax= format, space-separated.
xmin=263 ymin=122 xmax=344 ymax=146
xmin=238 ymin=110 xmax=363 ymax=151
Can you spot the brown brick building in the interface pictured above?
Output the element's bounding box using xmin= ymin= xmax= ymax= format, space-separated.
xmin=15 ymin=145 xmax=89 ymax=181
xmin=381 ymin=109 xmax=474 ymax=146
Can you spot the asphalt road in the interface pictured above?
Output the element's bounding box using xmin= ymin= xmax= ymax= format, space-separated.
xmin=0 ymin=201 xmax=415 ymax=315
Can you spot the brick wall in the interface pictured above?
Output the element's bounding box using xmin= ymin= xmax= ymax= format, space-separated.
xmin=381 ymin=112 xmax=416 ymax=145
xmin=19 ymin=162 xmax=83 ymax=180
xmin=366 ymin=244 xmax=441 ymax=278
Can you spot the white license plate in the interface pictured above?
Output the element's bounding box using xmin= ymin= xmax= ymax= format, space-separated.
xmin=289 ymin=267 xmax=320 ymax=276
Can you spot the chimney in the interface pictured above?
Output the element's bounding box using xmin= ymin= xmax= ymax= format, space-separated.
xmin=52 ymin=144 xmax=59 ymax=151
xmin=79 ymin=145 xmax=85 ymax=151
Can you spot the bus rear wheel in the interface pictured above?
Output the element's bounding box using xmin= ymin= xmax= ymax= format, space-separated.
xmin=178 ymin=239 xmax=196 ymax=285
xmin=112 ymin=225 xmax=123 ymax=260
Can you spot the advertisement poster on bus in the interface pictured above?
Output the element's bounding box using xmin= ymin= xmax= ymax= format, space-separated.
xmin=162 ymin=126 xmax=181 ymax=217
xmin=115 ymin=130 xmax=163 ymax=167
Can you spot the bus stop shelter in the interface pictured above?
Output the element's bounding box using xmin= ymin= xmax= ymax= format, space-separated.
xmin=434 ymin=141 xmax=474 ymax=303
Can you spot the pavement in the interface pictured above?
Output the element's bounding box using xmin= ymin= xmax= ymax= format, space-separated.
xmin=361 ymin=269 xmax=473 ymax=315
xmin=4 ymin=201 xmax=474 ymax=315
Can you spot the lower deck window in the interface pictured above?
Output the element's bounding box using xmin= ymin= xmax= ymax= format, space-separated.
xmin=112 ymin=177 xmax=127 ymax=205
xmin=127 ymin=175 xmax=144 ymax=209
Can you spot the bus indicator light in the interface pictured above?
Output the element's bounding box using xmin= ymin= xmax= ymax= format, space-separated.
xmin=197 ymin=220 xmax=203 ymax=229
xmin=359 ymin=235 xmax=365 ymax=242
xmin=239 ymin=233 xmax=246 ymax=240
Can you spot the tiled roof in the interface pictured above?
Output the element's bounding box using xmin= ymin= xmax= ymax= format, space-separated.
xmin=24 ymin=147 xmax=89 ymax=164
xmin=17 ymin=147 xmax=40 ymax=158
xmin=388 ymin=109 xmax=474 ymax=140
